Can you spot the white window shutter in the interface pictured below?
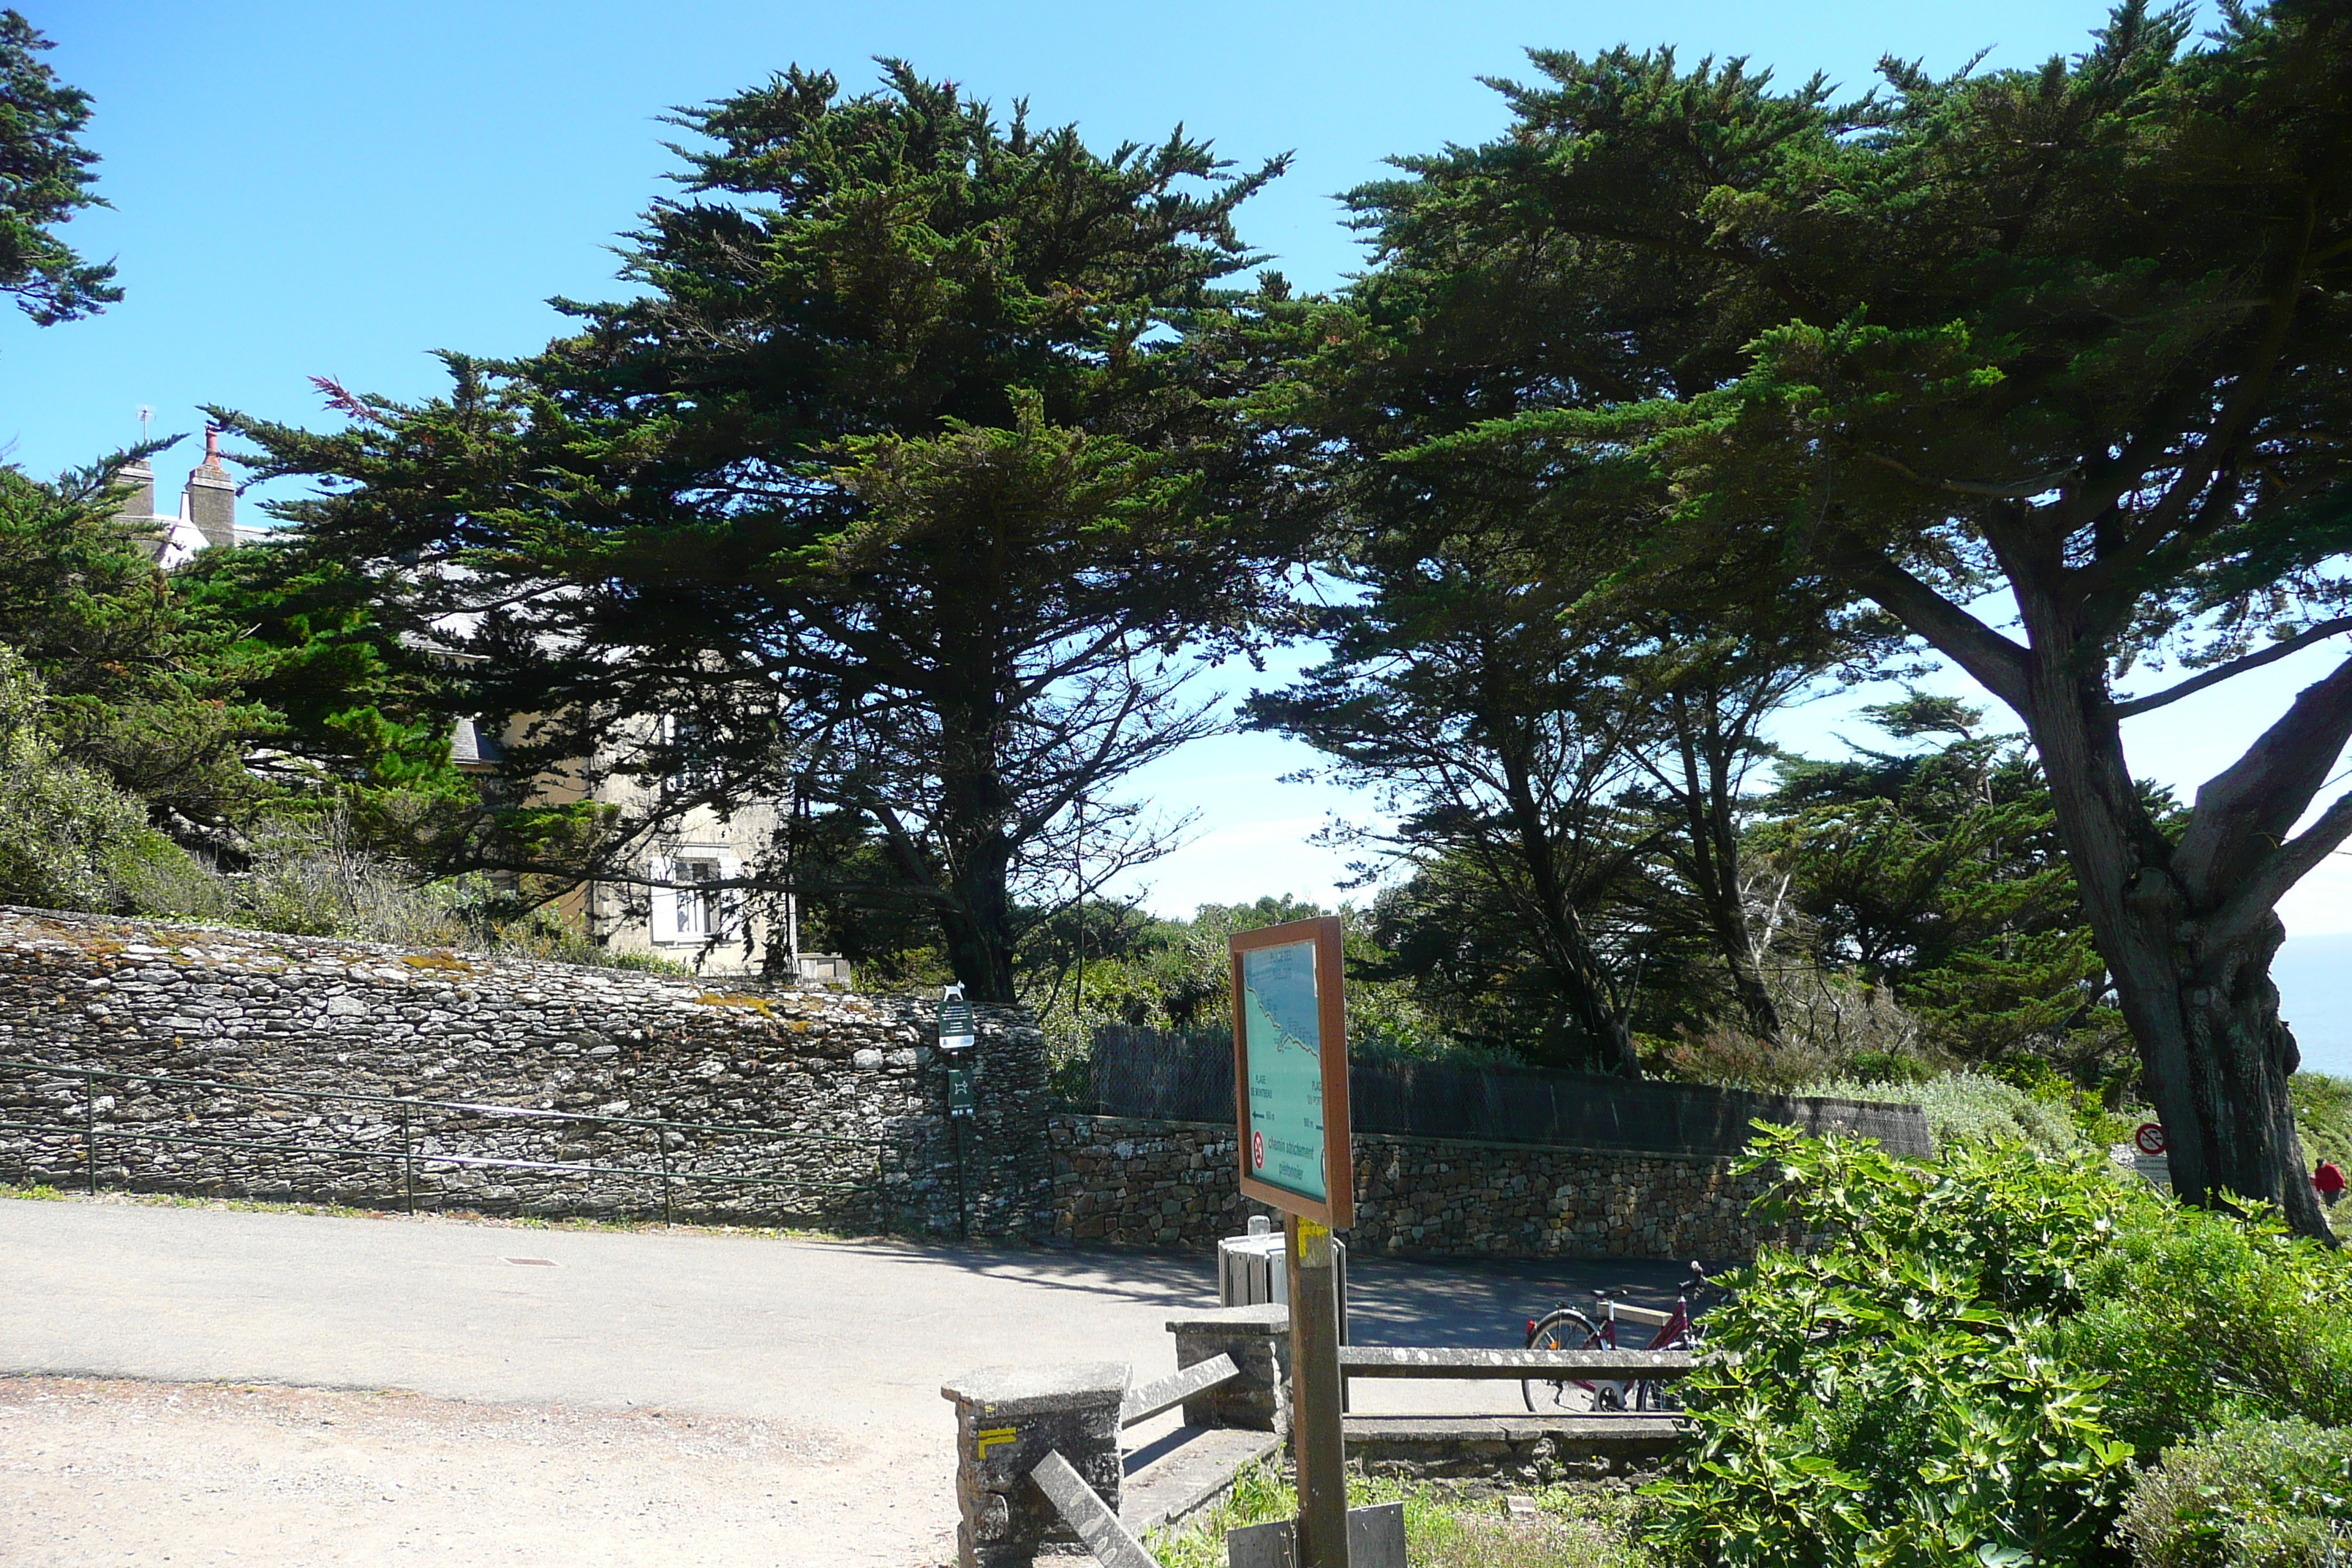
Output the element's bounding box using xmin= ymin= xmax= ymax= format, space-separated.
xmin=649 ymin=856 xmax=676 ymax=943
xmin=717 ymin=852 xmax=745 ymax=940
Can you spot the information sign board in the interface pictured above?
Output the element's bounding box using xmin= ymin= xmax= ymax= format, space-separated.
xmin=1230 ymin=916 xmax=1352 ymax=1228
xmin=939 ymin=984 xmax=976 ymax=1052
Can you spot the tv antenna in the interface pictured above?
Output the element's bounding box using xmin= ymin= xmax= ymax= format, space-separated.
xmin=137 ymin=405 xmax=152 ymax=445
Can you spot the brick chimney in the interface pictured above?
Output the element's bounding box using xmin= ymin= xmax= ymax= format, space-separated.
xmin=182 ymin=423 xmax=235 ymax=550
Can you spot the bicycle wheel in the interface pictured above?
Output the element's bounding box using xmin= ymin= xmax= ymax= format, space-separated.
xmin=1523 ymin=1308 xmax=1618 ymax=1414
xmin=1636 ymin=1322 xmax=1703 ymax=1411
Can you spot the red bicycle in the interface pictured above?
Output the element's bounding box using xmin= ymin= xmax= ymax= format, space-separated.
xmin=1522 ymin=1262 xmax=1711 ymax=1414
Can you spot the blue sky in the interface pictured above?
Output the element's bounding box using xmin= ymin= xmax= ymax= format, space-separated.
xmin=15 ymin=1 xmax=2349 ymax=1017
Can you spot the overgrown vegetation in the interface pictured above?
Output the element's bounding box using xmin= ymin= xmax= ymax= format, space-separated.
xmin=1649 ymin=1126 xmax=2352 ymax=1568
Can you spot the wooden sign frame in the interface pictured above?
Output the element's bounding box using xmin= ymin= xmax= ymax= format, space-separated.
xmin=1229 ymin=915 xmax=1353 ymax=1229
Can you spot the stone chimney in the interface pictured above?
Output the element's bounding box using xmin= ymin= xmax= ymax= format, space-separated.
xmin=113 ymin=457 xmax=157 ymax=527
xmin=182 ymin=423 xmax=235 ymax=551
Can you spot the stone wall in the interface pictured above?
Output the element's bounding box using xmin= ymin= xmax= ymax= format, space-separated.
xmin=0 ymin=908 xmax=1052 ymax=1237
xmin=1051 ymin=1114 xmax=1793 ymax=1262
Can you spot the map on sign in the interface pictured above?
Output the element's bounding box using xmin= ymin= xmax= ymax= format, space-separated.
xmin=1241 ymin=938 xmax=1326 ymax=1204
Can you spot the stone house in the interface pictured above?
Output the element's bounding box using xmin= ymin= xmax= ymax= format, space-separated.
xmin=115 ymin=438 xmax=843 ymax=983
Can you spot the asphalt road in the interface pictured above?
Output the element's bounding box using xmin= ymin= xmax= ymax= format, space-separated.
xmin=0 ymin=1196 xmax=1714 ymax=1564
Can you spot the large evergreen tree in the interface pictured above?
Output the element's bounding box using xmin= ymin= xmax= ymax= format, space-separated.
xmin=0 ymin=9 xmax=117 ymax=325
xmin=1355 ymin=3 xmax=2352 ymax=1231
xmin=0 ymin=459 xmax=266 ymax=841
xmin=229 ymin=64 xmax=1295 ymax=998
xmin=1240 ymin=169 xmax=1874 ymax=1067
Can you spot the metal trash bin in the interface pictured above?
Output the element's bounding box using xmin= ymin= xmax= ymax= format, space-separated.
xmin=1218 ymin=1214 xmax=1348 ymax=1340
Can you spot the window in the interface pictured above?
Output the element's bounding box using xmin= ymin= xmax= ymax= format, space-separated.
xmin=675 ymin=857 xmax=722 ymax=938
xmin=650 ymin=851 xmax=739 ymax=946
xmin=663 ymin=713 xmax=714 ymax=794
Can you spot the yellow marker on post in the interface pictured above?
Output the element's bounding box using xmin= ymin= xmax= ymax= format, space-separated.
xmin=976 ymin=1426 xmax=1017 ymax=1459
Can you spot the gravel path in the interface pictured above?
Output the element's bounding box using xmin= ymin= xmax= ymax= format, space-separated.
xmin=1 ymin=1374 xmax=889 ymax=1567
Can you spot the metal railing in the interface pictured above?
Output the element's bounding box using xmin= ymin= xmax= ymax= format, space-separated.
xmin=0 ymin=1058 xmax=902 ymax=1228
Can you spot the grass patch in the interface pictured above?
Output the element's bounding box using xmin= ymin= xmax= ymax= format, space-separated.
xmin=1147 ymin=1464 xmax=1638 ymax=1568
xmin=2293 ymin=1071 xmax=2352 ymax=1168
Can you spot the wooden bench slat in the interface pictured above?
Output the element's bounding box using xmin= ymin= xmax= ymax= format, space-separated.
xmin=1119 ymin=1352 xmax=1240 ymax=1428
xmin=1030 ymin=1450 xmax=1160 ymax=1568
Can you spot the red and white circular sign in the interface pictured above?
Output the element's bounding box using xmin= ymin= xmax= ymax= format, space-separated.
xmin=2134 ymin=1122 xmax=2167 ymax=1156
xmin=1251 ymin=1131 xmax=1265 ymax=1169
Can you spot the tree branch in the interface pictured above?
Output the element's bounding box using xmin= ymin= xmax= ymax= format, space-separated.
xmin=1829 ymin=549 xmax=2030 ymax=712
xmin=2202 ymin=789 xmax=2352 ymax=960
xmin=1857 ymin=450 xmax=2077 ymax=500
xmin=2110 ymin=618 xmax=2352 ymax=720
xmin=2173 ymin=651 xmax=2352 ymax=904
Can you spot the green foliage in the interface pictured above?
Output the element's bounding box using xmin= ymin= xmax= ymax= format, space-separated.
xmin=1147 ymin=1463 xmax=1637 ymax=1568
xmin=1648 ymin=1126 xmax=2141 ymax=1568
xmin=0 ymin=461 xmax=273 ymax=834
xmin=1024 ymin=894 xmax=1469 ymax=1071
xmin=0 ymin=643 xmax=209 ymax=914
xmin=1754 ymin=701 xmax=2157 ymax=1078
xmin=2052 ymin=1198 xmax=2352 ymax=1458
xmin=175 ymin=538 xmax=466 ymax=798
xmin=1648 ymin=1123 xmax=2352 ymax=1567
xmin=0 ymin=9 xmax=118 ymax=323
xmin=2118 ymin=1417 xmax=2352 ymax=1568
xmin=1799 ymin=1071 xmax=2096 ymax=1159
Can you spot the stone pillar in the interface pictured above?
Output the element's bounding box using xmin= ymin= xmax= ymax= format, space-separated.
xmin=941 ymin=1361 xmax=1128 ymax=1568
xmin=1164 ymin=1305 xmax=1290 ymax=1433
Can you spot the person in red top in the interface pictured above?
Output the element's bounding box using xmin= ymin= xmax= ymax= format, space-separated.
xmin=2315 ymin=1160 xmax=2345 ymax=1208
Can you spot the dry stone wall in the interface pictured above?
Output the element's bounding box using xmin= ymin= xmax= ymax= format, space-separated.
xmin=0 ymin=908 xmax=1052 ymax=1237
xmin=1052 ymin=1114 xmax=1796 ymax=1262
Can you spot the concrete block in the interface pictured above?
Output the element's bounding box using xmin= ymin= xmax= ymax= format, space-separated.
xmin=941 ymin=1361 xmax=1128 ymax=1568
xmin=1166 ymin=1305 xmax=1289 ymax=1433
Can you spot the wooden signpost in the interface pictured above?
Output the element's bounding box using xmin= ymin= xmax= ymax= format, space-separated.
xmin=1229 ymin=916 xmax=1353 ymax=1568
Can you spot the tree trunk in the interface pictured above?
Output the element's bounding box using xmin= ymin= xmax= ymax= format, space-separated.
xmin=1502 ymin=761 xmax=1640 ymax=1078
xmin=2008 ymin=592 xmax=2330 ymax=1240
xmin=2114 ymin=902 xmax=2321 ymax=1232
xmin=1667 ymin=694 xmax=1781 ymax=1041
xmin=939 ymin=851 xmax=1019 ymax=1003
xmin=932 ymin=667 xmax=1021 ymax=1003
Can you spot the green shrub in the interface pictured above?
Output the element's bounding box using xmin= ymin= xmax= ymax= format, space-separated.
xmin=0 ymin=644 xmax=214 ymax=915
xmin=1799 ymin=1070 xmax=2094 ymax=1158
xmin=2118 ymin=1417 xmax=2352 ymax=1568
xmin=2051 ymin=1199 xmax=2352 ymax=1457
xmin=1644 ymin=1126 xmax=2138 ymax=1568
